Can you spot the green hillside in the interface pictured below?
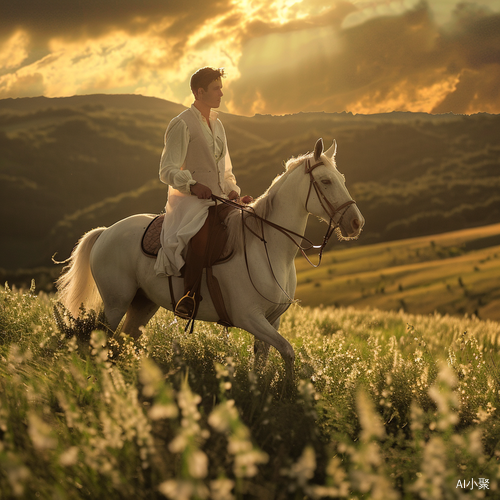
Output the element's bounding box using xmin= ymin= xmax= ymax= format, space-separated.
xmin=296 ymin=222 xmax=500 ymax=321
xmin=0 ymin=95 xmax=181 ymax=269
xmin=1 ymin=94 xmax=499 ymax=292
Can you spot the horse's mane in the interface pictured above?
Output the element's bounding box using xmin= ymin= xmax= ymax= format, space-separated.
xmin=251 ymin=152 xmax=311 ymax=219
xmin=225 ymin=152 xmax=313 ymax=253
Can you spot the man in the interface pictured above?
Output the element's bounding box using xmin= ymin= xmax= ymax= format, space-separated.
xmin=154 ymin=67 xmax=252 ymax=319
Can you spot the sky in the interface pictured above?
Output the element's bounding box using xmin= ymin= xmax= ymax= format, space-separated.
xmin=1 ymin=0 xmax=500 ymax=116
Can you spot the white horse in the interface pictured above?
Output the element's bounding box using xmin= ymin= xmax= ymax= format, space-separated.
xmin=57 ymin=139 xmax=364 ymax=382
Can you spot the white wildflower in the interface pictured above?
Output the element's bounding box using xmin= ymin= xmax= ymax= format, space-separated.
xmin=149 ymin=403 xmax=178 ymax=420
xmin=411 ymin=436 xmax=448 ymax=499
xmin=428 ymin=364 xmax=459 ymax=430
xmin=208 ymin=400 xmax=238 ymax=433
xmin=410 ymin=400 xmax=424 ymax=434
xmin=227 ymin=435 xmax=252 ymax=455
xmin=100 ymin=411 xmax=123 ymax=449
xmin=209 ymin=400 xmax=267 ymax=478
xmin=59 ymin=446 xmax=79 ymax=467
xmin=140 ymin=358 xmax=165 ymax=398
xmin=233 ymin=448 xmax=268 ymax=478
xmin=285 ymin=446 xmax=316 ymax=489
xmin=169 ymin=433 xmax=188 ymax=454
xmin=6 ymin=460 xmax=30 ymax=497
xmin=28 ymin=413 xmax=57 ymax=450
xmin=468 ymin=428 xmax=483 ymax=457
xmin=66 ymin=335 xmax=78 ymax=353
xmin=90 ymin=330 xmax=108 ymax=362
xmin=210 ymin=478 xmax=235 ymax=500
xmin=158 ymin=479 xmax=208 ymax=500
xmin=188 ymin=450 xmax=208 ymax=479
xmin=320 ymin=456 xmax=350 ymax=497
xmin=357 ymin=390 xmax=385 ymax=441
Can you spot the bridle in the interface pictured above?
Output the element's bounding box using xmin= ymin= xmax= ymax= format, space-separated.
xmin=211 ymin=156 xmax=357 ymax=304
xmin=304 ymin=158 xmax=357 ymax=229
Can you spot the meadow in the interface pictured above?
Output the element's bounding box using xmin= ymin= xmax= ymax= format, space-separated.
xmin=1 ymin=283 xmax=500 ymax=499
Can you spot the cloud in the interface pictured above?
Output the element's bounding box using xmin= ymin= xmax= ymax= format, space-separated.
xmin=0 ymin=71 xmax=44 ymax=99
xmin=430 ymin=5 xmax=500 ymax=113
xmin=0 ymin=30 xmax=30 ymax=70
xmin=226 ymin=1 xmax=500 ymax=115
xmin=0 ymin=0 xmax=499 ymax=115
xmin=432 ymin=67 xmax=500 ymax=114
xmin=0 ymin=0 xmax=223 ymax=42
xmin=0 ymin=0 xmax=236 ymax=92
xmin=0 ymin=0 xmax=238 ymax=102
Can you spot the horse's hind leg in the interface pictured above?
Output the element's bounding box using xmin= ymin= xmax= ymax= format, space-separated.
xmin=121 ymin=289 xmax=159 ymax=340
xmin=101 ymin=301 xmax=128 ymax=334
xmin=97 ymin=284 xmax=134 ymax=333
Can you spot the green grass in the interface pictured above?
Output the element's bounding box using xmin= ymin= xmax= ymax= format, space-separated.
xmin=1 ymin=284 xmax=500 ymax=498
xmin=296 ymin=222 xmax=500 ymax=322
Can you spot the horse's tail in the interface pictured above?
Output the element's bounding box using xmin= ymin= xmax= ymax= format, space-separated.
xmin=56 ymin=227 xmax=106 ymax=316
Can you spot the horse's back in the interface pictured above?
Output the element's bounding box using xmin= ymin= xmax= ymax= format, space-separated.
xmin=96 ymin=213 xmax=156 ymax=246
xmin=90 ymin=213 xmax=157 ymax=279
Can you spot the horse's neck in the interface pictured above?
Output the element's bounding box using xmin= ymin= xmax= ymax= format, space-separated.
xmin=265 ymin=172 xmax=309 ymax=262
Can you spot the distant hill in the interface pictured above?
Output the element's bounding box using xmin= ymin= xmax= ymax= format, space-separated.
xmin=1 ymin=94 xmax=499 ymax=290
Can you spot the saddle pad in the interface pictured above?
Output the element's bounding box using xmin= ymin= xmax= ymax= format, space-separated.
xmin=141 ymin=215 xmax=164 ymax=257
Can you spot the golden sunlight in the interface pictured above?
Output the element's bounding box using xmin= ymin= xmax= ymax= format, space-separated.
xmin=271 ymin=0 xmax=307 ymax=24
xmin=347 ymin=75 xmax=461 ymax=114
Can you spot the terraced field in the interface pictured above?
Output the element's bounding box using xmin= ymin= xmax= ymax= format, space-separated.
xmin=296 ymin=223 xmax=500 ymax=321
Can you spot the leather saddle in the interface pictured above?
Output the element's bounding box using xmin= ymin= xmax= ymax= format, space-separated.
xmin=141 ymin=211 xmax=233 ymax=265
xmin=141 ymin=207 xmax=236 ymax=327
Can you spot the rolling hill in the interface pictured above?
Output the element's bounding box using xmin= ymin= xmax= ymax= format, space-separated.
xmin=295 ymin=222 xmax=500 ymax=321
xmin=1 ymin=94 xmax=499 ymax=296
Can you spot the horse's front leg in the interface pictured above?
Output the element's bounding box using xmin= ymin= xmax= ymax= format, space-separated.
xmin=253 ymin=339 xmax=270 ymax=372
xmin=253 ymin=316 xmax=281 ymax=372
xmin=244 ymin=315 xmax=295 ymax=392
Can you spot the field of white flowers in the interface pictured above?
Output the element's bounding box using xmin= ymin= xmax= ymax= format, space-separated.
xmin=1 ymin=283 xmax=500 ymax=499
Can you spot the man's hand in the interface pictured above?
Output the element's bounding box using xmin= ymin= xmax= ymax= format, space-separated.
xmin=240 ymin=195 xmax=253 ymax=204
xmin=228 ymin=191 xmax=253 ymax=204
xmin=190 ymin=182 xmax=212 ymax=199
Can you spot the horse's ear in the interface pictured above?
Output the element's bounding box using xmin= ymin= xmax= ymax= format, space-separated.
xmin=325 ymin=140 xmax=337 ymax=159
xmin=313 ymin=138 xmax=324 ymax=161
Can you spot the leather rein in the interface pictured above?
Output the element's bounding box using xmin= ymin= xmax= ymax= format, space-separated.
xmin=211 ymin=157 xmax=357 ymax=304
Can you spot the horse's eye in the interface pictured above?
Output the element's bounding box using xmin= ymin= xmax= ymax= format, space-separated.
xmin=321 ymin=179 xmax=332 ymax=185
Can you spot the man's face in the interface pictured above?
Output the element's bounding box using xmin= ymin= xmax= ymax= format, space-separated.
xmin=197 ymin=78 xmax=223 ymax=108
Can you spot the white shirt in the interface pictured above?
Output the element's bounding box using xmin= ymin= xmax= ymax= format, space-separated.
xmin=154 ymin=104 xmax=240 ymax=277
xmin=159 ymin=104 xmax=239 ymax=196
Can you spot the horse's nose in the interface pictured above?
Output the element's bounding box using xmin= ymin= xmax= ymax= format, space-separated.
xmin=352 ymin=218 xmax=361 ymax=232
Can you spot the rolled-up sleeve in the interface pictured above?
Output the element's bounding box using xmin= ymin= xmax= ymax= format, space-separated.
xmin=159 ymin=118 xmax=197 ymax=195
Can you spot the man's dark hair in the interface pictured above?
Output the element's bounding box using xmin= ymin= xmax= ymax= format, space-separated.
xmin=190 ymin=67 xmax=225 ymax=97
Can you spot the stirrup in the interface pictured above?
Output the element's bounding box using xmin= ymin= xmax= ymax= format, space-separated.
xmin=174 ymin=292 xmax=197 ymax=320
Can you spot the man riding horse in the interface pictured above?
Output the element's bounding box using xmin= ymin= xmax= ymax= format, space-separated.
xmin=154 ymin=67 xmax=252 ymax=319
